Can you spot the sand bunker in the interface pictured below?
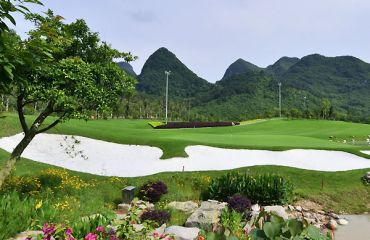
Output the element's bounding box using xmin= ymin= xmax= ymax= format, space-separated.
xmin=0 ymin=133 xmax=369 ymax=177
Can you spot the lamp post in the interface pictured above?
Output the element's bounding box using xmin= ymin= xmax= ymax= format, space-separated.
xmin=165 ymin=71 xmax=171 ymax=124
xmin=278 ymin=82 xmax=282 ymax=118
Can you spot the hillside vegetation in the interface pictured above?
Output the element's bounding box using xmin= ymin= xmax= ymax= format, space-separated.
xmin=117 ymin=48 xmax=370 ymax=122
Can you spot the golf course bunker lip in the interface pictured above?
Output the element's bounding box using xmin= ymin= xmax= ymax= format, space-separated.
xmin=361 ymin=150 xmax=370 ymax=156
xmin=0 ymin=133 xmax=370 ymax=177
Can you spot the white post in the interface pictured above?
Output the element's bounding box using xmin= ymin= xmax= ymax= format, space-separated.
xmin=165 ymin=71 xmax=171 ymax=124
xmin=278 ymin=82 xmax=282 ymax=118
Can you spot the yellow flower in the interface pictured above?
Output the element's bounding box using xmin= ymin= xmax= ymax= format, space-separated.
xmin=35 ymin=200 xmax=43 ymax=210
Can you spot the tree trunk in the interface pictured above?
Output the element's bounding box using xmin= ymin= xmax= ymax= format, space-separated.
xmin=0 ymin=132 xmax=35 ymax=187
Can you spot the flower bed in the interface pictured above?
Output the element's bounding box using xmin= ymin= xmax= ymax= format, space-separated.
xmin=154 ymin=121 xmax=240 ymax=129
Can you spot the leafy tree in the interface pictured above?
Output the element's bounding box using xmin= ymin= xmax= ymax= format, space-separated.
xmin=0 ymin=0 xmax=42 ymax=92
xmin=0 ymin=11 xmax=136 ymax=186
xmin=320 ymin=98 xmax=331 ymax=119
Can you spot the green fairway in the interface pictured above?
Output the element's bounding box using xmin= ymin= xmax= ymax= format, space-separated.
xmin=1 ymin=114 xmax=370 ymax=159
xmin=0 ymin=114 xmax=369 ymax=214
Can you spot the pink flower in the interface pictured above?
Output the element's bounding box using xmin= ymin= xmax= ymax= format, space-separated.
xmin=84 ymin=233 xmax=97 ymax=240
xmin=66 ymin=228 xmax=72 ymax=236
xmin=96 ymin=226 xmax=105 ymax=232
xmin=42 ymin=223 xmax=55 ymax=235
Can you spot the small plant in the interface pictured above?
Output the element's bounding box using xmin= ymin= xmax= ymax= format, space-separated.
xmin=227 ymin=194 xmax=251 ymax=213
xmin=206 ymin=172 xmax=294 ymax=205
xmin=0 ymin=192 xmax=57 ymax=239
xmin=140 ymin=210 xmax=171 ymax=226
xmin=248 ymin=211 xmax=333 ymax=240
xmin=1 ymin=175 xmax=41 ymax=195
xmin=38 ymin=173 xmax=63 ymax=190
xmin=138 ymin=181 xmax=168 ymax=203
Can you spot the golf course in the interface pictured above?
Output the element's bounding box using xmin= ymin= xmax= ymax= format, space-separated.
xmin=1 ymin=1 xmax=370 ymax=238
xmin=0 ymin=114 xmax=369 ymax=215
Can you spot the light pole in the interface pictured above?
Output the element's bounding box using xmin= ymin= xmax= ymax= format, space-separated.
xmin=165 ymin=71 xmax=171 ymax=124
xmin=278 ymin=82 xmax=282 ymax=118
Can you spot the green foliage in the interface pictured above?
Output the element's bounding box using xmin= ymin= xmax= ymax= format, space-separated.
xmin=71 ymin=213 xmax=114 ymax=238
xmin=0 ymin=191 xmax=57 ymax=239
xmin=205 ymin=173 xmax=294 ymax=205
xmin=249 ymin=211 xmax=333 ymax=240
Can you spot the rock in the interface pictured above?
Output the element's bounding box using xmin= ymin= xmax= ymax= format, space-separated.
xmin=337 ymin=218 xmax=349 ymax=225
xmin=327 ymin=219 xmax=338 ymax=230
xmin=118 ymin=203 xmax=131 ymax=214
xmin=185 ymin=200 xmax=227 ymax=231
xmin=264 ymin=206 xmax=289 ymax=220
xmin=165 ymin=226 xmax=200 ymax=240
xmin=295 ymin=206 xmax=303 ymax=212
xmin=133 ymin=223 xmax=145 ymax=232
xmin=150 ymin=224 xmax=166 ymax=237
xmin=328 ymin=212 xmax=339 ymax=220
xmin=11 ymin=231 xmax=42 ymax=240
xmin=287 ymin=205 xmax=295 ymax=211
xmin=116 ymin=213 xmax=127 ymax=220
xmin=168 ymin=201 xmax=199 ymax=213
xmin=251 ymin=204 xmax=260 ymax=212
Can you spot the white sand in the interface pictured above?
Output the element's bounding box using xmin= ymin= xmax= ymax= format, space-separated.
xmin=0 ymin=133 xmax=370 ymax=177
xmin=361 ymin=150 xmax=370 ymax=156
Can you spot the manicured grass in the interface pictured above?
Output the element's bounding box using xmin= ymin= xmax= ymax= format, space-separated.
xmin=1 ymin=114 xmax=369 ymax=159
xmin=0 ymin=114 xmax=369 ymax=214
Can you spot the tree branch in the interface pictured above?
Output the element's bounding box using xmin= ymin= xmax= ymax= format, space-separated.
xmin=16 ymin=94 xmax=29 ymax=134
xmin=36 ymin=112 xmax=66 ymax=134
xmin=30 ymin=100 xmax=55 ymax=133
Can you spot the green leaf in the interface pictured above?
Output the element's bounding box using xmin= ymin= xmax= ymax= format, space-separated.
xmin=263 ymin=222 xmax=281 ymax=239
xmin=287 ymin=219 xmax=303 ymax=236
xmin=3 ymin=65 xmax=14 ymax=79
xmin=307 ymin=225 xmax=321 ymax=240
xmin=249 ymin=229 xmax=267 ymax=240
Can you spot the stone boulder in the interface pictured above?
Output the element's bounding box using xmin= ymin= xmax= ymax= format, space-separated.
xmin=264 ymin=206 xmax=289 ymax=220
xmin=167 ymin=201 xmax=199 ymax=213
xmin=185 ymin=200 xmax=227 ymax=231
xmin=165 ymin=226 xmax=200 ymax=240
xmin=10 ymin=231 xmax=42 ymax=240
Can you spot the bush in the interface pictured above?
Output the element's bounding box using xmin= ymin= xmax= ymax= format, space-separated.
xmin=138 ymin=181 xmax=168 ymax=203
xmin=205 ymin=173 xmax=294 ymax=205
xmin=155 ymin=121 xmax=240 ymax=129
xmin=140 ymin=210 xmax=170 ymax=226
xmin=1 ymin=175 xmax=41 ymax=195
xmin=227 ymin=194 xmax=251 ymax=213
xmin=38 ymin=173 xmax=63 ymax=189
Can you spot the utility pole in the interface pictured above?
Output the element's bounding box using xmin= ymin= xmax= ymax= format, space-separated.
xmin=278 ymin=82 xmax=282 ymax=118
xmin=165 ymin=71 xmax=171 ymax=124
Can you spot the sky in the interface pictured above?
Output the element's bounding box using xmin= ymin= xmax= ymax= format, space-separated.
xmin=13 ymin=0 xmax=370 ymax=82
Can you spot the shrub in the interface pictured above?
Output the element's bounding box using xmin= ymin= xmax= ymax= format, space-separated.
xmin=138 ymin=181 xmax=168 ymax=203
xmin=205 ymin=173 xmax=294 ymax=205
xmin=140 ymin=210 xmax=171 ymax=226
xmin=38 ymin=173 xmax=63 ymax=189
xmin=1 ymin=175 xmax=41 ymax=195
xmin=155 ymin=121 xmax=240 ymax=129
xmin=227 ymin=194 xmax=251 ymax=213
